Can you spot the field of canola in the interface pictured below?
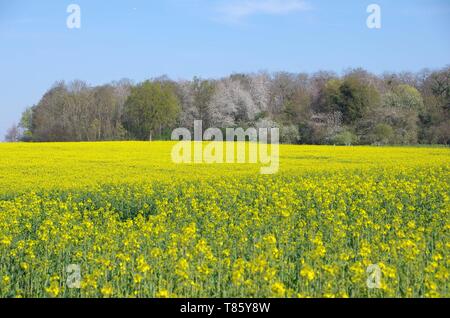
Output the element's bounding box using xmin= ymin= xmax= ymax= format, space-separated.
xmin=0 ymin=142 xmax=449 ymax=298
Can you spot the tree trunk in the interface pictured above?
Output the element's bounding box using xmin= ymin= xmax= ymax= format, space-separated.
xmin=149 ymin=131 xmax=152 ymax=141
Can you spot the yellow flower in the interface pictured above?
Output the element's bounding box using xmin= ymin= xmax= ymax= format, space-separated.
xmin=300 ymin=265 xmax=315 ymax=281
xmin=101 ymin=284 xmax=114 ymax=297
xmin=2 ymin=276 xmax=10 ymax=285
xmin=156 ymin=290 xmax=169 ymax=298
xmin=133 ymin=274 xmax=143 ymax=284
xmin=20 ymin=262 xmax=29 ymax=271
xmin=0 ymin=236 xmax=12 ymax=246
xmin=45 ymin=282 xmax=60 ymax=298
xmin=271 ymin=282 xmax=286 ymax=297
xmin=137 ymin=256 xmax=151 ymax=274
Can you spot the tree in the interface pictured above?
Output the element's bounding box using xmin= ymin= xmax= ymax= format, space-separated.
xmin=338 ymin=76 xmax=380 ymax=124
xmin=209 ymin=77 xmax=257 ymax=127
xmin=9 ymin=66 xmax=450 ymax=145
xmin=89 ymin=85 xmax=128 ymax=141
xmin=371 ymin=123 xmax=394 ymax=145
xmin=310 ymin=71 xmax=338 ymax=112
xmin=305 ymin=112 xmax=343 ymax=144
xmin=331 ymin=130 xmax=358 ymax=146
xmin=283 ymin=86 xmax=311 ymax=124
xmin=427 ymin=120 xmax=450 ymax=144
xmin=426 ymin=67 xmax=450 ymax=111
xmin=364 ymin=107 xmax=419 ymax=145
xmin=249 ymin=72 xmax=271 ymax=116
xmin=192 ymin=78 xmax=215 ymax=127
xmin=280 ymin=124 xmax=300 ymax=144
xmin=122 ymin=81 xmax=180 ymax=140
xmin=269 ymin=72 xmax=297 ymax=116
xmin=418 ymin=67 xmax=450 ymax=144
xmin=19 ymin=107 xmax=33 ymax=141
xmin=320 ymin=79 xmax=342 ymax=113
xmin=4 ymin=124 xmax=21 ymax=142
xmin=319 ymin=76 xmax=380 ymax=124
xmin=369 ymin=84 xmax=423 ymax=144
xmin=178 ymin=77 xmax=216 ymax=130
xmin=31 ymin=81 xmax=72 ymax=141
xmin=383 ymin=84 xmax=424 ymax=110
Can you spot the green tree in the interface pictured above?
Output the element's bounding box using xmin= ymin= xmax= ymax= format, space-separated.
xmin=383 ymin=84 xmax=424 ymax=110
xmin=338 ymin=76 xmax=380 ymax=124
xmin=19 ymin=107 xmax=34 ymax=141
xmin=372 ymin=123 xmax=394 ymax=145
xmin=331 ymin=130 xmax=358 ymax=146
xmin=320 ymin=77 xmax=380 ymax=124
xmin=122 ymin=81 xmax=180 ymax=140
xmin=321 ymin=79 xmax=342 ymax=113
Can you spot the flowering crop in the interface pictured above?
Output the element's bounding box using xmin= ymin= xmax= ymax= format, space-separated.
xmin=0 ymin=142 xmax=448 ymax=298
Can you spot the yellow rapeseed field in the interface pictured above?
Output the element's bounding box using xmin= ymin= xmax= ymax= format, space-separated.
xmin=0 ymin=142 xmax=449 ymax=298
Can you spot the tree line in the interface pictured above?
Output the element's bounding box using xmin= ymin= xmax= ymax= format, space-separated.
xmin=5 ymin=66 xmax=450 ymax=145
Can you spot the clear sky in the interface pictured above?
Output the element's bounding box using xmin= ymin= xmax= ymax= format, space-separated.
xmin=0 ymin=0 xmax=449 ymax=138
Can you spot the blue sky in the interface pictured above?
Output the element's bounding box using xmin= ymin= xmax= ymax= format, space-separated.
xmin=0 ymin=0 xmax=449 ymax=138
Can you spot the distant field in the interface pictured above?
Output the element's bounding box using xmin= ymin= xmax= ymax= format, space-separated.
xmin=0 ymin=142 xmax=448 ymax=193
xmin=0 ymin=142 xmax=448 ymax=297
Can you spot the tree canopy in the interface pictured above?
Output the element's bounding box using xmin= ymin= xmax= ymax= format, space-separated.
xmin=9 ymin=66 xmax=450 ymax=145
xmin=122 ymin=81 xmax=180 ymax=141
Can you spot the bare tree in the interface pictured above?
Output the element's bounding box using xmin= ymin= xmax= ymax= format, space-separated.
xmin=4 ymin=124 xmax=21 ymax=142
xmin=249 ymin=72 xmax=271 ymax=115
